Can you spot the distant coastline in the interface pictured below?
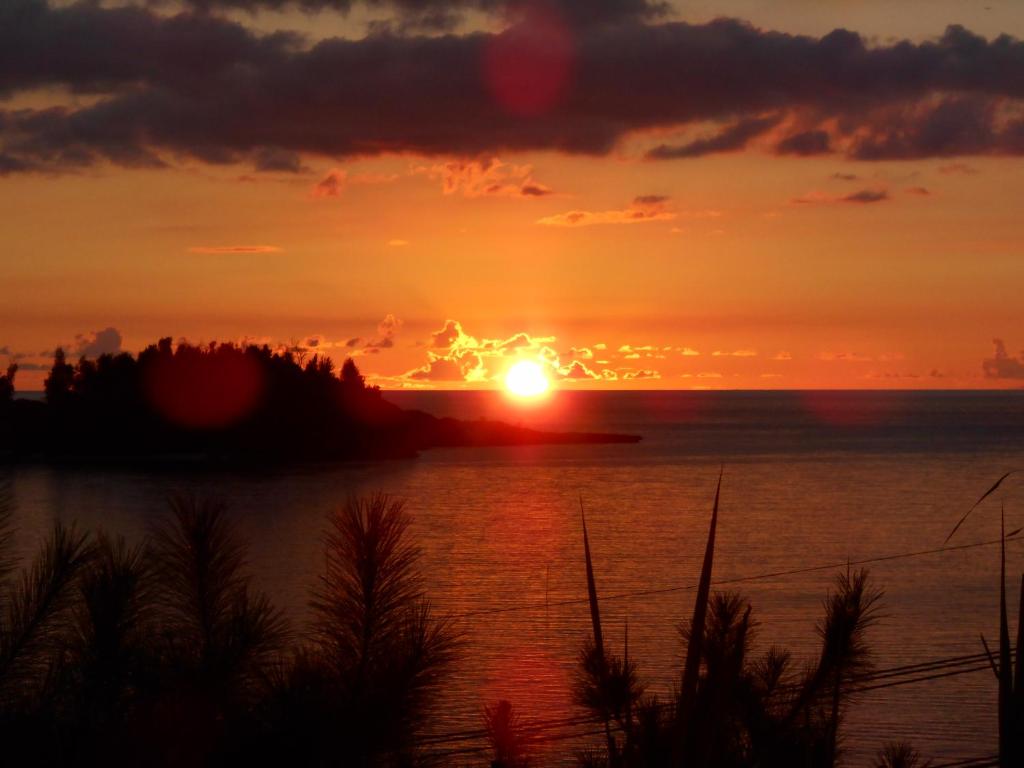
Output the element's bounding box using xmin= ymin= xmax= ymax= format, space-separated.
xmin=0 ymin=341 xmax=640 ymax=467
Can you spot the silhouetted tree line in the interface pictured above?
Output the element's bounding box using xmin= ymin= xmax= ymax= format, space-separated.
xmin=0 ymin=487 xmax=459 ymax=767
xmin=35 ymin=340 xmax=408 ymax=462
xmin=0 ymin=364 xmax=15 ymax=405
xmin=0 ymin=339 xmax=636 ymax=465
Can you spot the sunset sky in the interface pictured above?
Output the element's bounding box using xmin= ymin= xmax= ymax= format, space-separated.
xmin=3 ymin=0 xmax=1024 ymax=389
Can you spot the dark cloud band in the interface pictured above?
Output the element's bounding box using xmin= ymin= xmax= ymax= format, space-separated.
xmin=4 ymin=2 xmax=1024 ymax=174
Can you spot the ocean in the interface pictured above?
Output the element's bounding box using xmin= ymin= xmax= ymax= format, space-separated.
xmin=6 ymin=390 xmax=1024 ymax=765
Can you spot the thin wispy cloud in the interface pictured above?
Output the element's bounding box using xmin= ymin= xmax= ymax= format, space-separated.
xmin=414 ymin=158 xmax=552 ymax=198
xmin=712 ymin=349 xmax=758 ymax=357
xmin=188 ymin=245 xmax=282 ymax=254
xmin=818 ymin=351 xmax=874 ymax=362
xmin=792 ymin=189 xmax=889 ymax=205
xmin=312 ymin=170 xmax=346 ymax=198
xmin=647 ymin=115 xmax=781 ymax=159
xmin=537 ymin=196 xmax=675 ymax=227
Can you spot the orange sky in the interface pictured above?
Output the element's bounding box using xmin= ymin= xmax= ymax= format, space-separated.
xmin=2 ymin=0 xmax=1024 ymax=390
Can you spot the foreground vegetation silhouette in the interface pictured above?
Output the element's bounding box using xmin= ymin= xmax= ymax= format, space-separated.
xmin=0 ymin=487 xmax=459 ymax=767
xmin=561 ymin=475 xmax=897 ymax=768
xmin=945 ymin=471 xmax=1024 ymax=768
xmin=486 ymin=476 xmax=1023 ymax=768
xmin=0 ymin=340 xmax=637 ymax=465
xmin=0 ymin=477 xmax=1019 ymax=767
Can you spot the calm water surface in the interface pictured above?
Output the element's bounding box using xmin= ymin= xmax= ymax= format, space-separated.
xmin=7 ymin=390 xmax=1024 ymax=765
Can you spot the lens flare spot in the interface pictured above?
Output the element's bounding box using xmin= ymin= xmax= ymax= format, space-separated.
xmin=483 ymin=6 xmax=574 ymax=116
xmin=143 ymin=346 xmax=264 ymax=429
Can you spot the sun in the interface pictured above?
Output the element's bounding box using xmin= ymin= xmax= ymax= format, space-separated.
xmin=505 ymin=360 xmax=550 ymax=398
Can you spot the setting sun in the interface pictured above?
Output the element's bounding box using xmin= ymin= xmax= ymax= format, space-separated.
xmin=505 ymin=360 xmax=550 ymax=398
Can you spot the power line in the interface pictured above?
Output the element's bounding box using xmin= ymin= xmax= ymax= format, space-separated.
xmin=417 ymin=535 xmax=1022 ymax=761
xmin=446 ymin=535 xmax=1023 ymax=620
xmin=931 ymin=757 xmax=999 ymax=768
xmin=418 ymin=649 xmax=1016 ymax=753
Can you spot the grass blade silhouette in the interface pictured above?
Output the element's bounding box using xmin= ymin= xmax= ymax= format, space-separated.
xmin=579 ymin=497 xmax=616 ymax=765
xmin=675 ymin=467 xmax=723 ymax=761
xmin=581 ymin=498 xmax=605 ymax=657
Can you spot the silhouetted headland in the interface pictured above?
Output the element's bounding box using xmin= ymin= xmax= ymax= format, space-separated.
xmin=0 ymin=339 xmax=639 ymax=466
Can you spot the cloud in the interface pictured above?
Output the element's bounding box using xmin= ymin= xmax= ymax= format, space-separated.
xmin=617 ymin=344 xmax=668 ymax=359
xmin=537 ymin=195 xmax=675 ymax=227
xmin=772 ymin=351 xmax=793 ymax=360
xmin=414 ymin=157 xmax=552 ymax=198
xmin=846 ymin=96 xmax=1024 ymax=161
xmin=775 ymin=129 xmax=831 ymax=156
xmin=177 ymin=0 xmax=668 ymax=31
xmin=405 ymin=351 xmax=486 ymax=382
xmin=939 ymin=162 xmax=979 ymax=175
xmin=558 ymin=360 xmax=601 ymax=380
xmin=843 ymin=189 xmax=889 ymax=204
xmin=252 ymin=147 xmax=306 ymax=173
xmin=326 ymin=315 xmax=403 ymax=357
xmin=792 ymin=189 xmax=889 ymax=205
xmin=313 ymin=170 xmax=346 ymax=197
xmin=365 ymin=313 xmax=402 ymax=350
xmin=982 ymin=338 xmax=1024 ymax=379
xmin=73 ymin=327 xmax=122 ymax=358
xmin=429 ymin=319 xmax=473 ymax=350
xmin=312 ymin=168 xmax=399 ymax=197
xmin=646 ymin=115 xmax=780 ymax=159
xmin=818 ymin=351 xmax=873 ymax=362
xmin=712 ymin=349 xmax=757 ymax=357
xmin=387 ymin=239 xmax=409 ymax=246
xmin=403 ymin=319 xmax=571 ymax=383
xmin=621 ymin=369 xmax=661 ymax=380
xmin=906 ymin=186 xmax=931 ymax=196
xmin=188 ymin=245 xmax=282 ymax=253
xmin=8 ymin=9 xmax=1024 ymax=173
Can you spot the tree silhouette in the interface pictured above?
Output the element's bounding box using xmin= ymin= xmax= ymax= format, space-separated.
xmin=3 ymin=337 xmax=634 ymax=465
xmin=0 ymin=364 xmax=15 ymax=404
xmin=43 ymin=347 xmax=74 ymax=406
